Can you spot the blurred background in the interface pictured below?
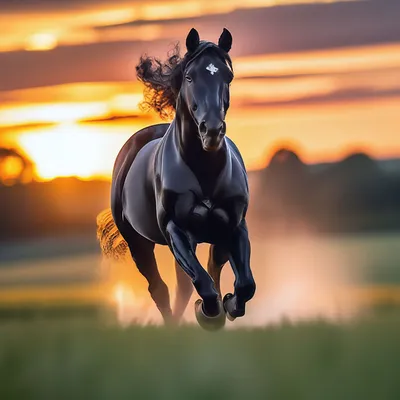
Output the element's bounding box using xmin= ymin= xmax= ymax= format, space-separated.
xmin=1 ymin=1 xmax=400 ymax=396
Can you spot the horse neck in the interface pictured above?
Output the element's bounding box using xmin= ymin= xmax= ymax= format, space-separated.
xmin=174 ymin=101 xmax=227 ymax=197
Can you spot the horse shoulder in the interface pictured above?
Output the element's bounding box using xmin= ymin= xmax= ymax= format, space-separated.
xmin=218 ymin=138 xmax=249 ymax=202
xmin=155 ymin=132 xmax=202 ymax=218
xmin=208 ymin=140 xmax=248 ymax=226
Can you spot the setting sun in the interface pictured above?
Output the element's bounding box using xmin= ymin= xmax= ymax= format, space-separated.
xmin=17 ymin=123 xmax=134 ymax=181
xmin=25 ymin=32 xmax=58 ymax=51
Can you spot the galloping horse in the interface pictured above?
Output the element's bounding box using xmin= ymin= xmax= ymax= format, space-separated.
xmin=97 ymin=28 xmax=256 ymax=330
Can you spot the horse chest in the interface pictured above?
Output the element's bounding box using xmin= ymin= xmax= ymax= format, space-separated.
xmin=184 ymin=198 xmax=233 ymax=242
xmin=191 ymin=199 xmax=222 ymax=222
xmin=161 ymin=185 xmax=245 ymax=240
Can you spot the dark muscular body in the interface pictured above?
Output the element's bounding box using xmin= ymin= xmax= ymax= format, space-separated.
xmin=109 ymin=29 xmax=255 ymax=329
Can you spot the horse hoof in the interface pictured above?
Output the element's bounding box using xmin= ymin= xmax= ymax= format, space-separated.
xmin=194 ymin=299 xmax=226 ymax=331
xmin=223 ymin=293 xmax=245 ymax=321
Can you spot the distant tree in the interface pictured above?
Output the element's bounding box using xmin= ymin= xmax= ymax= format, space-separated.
xmin=255 ymin=148 xmax=312 ymax=228
xmin=314 ymin=152 xmax=387 ymax=231
xmin=249 ymin=148 xmax=400 ymax=234
xmin=331 ymin=153 xmax=381 ymax=179
xmin=0 ymin=148 xmax=34 ymax=185
xmin=268 ymin=148 xmax=306 ymax=176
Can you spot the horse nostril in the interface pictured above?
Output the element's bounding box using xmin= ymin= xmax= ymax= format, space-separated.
xmin=199 ymin=121 xmax=206 ymax=134
xmin=217 ymin=122 xmax=224 ymax=133
xmin=208 ymin=122 xmax=224 ymax=137
xmin=221 ymin=121 xmax=226 ymax=134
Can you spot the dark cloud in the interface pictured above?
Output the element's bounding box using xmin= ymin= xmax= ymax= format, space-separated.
xmin=240 ymin=87 xmax=400 ymax=109
xmin=0 ymin=40 xmax=174 ymax=91
xmin=95 ymin=0 xmax=400 ymax=56
xmin=237 ymin=66 xmax=400 ymax=81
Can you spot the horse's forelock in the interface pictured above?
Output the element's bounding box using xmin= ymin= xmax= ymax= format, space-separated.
xmin=183 ymin=42 xmax=233 ymax=74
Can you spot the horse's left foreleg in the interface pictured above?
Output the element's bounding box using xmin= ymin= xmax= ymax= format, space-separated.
xmin=223 ymin=219 xmax=256 ymax=320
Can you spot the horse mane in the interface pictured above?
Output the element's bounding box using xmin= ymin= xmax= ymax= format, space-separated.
xmin=135 ymin=41 xmax=233 ymax=120
xmin=135 ymin=42 xmax=182 ymax=120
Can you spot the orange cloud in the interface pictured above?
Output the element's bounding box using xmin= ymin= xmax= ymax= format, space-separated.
xmin=0 ymin=0 xmax=354 ymax=52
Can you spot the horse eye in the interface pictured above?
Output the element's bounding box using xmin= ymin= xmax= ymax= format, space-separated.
xmin=185 ymin=75 xmax=192 ymax=83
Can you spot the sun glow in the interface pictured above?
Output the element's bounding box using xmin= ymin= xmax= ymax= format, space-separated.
xmin=109 ymin=94 xmax=142 ymax=115
xmin=0 ymin=156 xmax=25 ymax=185
xmin=1 ymin=42 xmax=400 ymax=182
xmin=8 ymin=98 xmax=400 ymax=181
xmin=111 ymin=282 xmax=162 ymax=327
xmin=17 ymin=123 xmax=133 ymax=181
xmin=0 ymin=103 xmax=108 ymax=127
xmin=25 ymin=32 xmax=58 ymax=51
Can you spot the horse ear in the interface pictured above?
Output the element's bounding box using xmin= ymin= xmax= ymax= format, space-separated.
xmin=218 ymin=28 xmax=232 ymax=53
xmin=186 ymin=28 xmax=200 ymax=53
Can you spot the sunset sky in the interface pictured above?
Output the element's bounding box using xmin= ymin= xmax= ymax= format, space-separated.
xmin=0 ymin=0 xmax=399 ymax=181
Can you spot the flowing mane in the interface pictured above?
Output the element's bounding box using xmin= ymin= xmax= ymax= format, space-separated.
xmin=135 ymin=41 xmax=233 ymax=120
xmin=135 ymin=42 xmax=182 ymax=120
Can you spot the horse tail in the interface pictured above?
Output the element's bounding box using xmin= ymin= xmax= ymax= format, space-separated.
xmin=96 ymin=208 xmax=128 ymax=260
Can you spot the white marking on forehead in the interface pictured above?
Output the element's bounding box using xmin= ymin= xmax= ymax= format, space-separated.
xmin=206 ymin=63 xmax=218 ymax=75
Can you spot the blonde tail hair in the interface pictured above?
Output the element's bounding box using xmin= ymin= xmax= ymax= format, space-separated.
xmin=96 ymin=208 xmax=129 ymax=260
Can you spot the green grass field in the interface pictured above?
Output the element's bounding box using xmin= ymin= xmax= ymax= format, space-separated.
xmin=1 ymin=232 xmax=400 ymax=399
xmin=1 ymin=309 xmax=400 ymax=400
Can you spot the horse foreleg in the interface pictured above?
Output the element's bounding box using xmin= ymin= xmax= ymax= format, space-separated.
xmin=223 ymin=219 xmax=256 ymax=320
xmin=165 ymin=220 xmax=225 ymax=330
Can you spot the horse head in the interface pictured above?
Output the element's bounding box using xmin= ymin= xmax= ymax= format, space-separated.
xmin=178 ymin=28 xmax=233 ymax=152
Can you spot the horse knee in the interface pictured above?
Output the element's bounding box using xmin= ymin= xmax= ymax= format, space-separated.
xmin=236 ymin=278 xmax=256 ymax=302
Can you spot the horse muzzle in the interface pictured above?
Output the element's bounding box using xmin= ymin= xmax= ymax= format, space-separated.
xmin=199 ymin=120 xmax=226 ymax=152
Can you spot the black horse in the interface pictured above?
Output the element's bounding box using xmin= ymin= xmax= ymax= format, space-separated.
xmin=97 ymin=28 xmax=255 ymax=330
